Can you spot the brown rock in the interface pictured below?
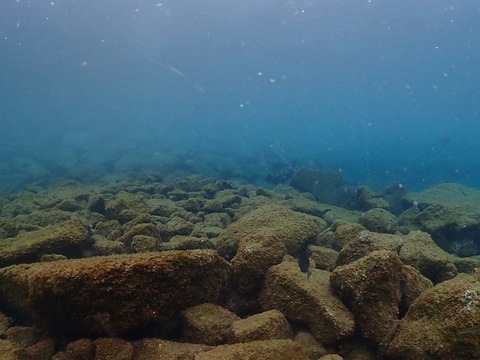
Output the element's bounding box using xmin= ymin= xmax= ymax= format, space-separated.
xmin=358 ymin=208 xmax=397 ymax=233
xmin=294 ymin=331 xmax=327 ymax=359
xmin=231 ymin=230 xmax=287 ymax=295
xmin=94 ymin=338 xmax=133 ymax=359
xmin=335 ymin=231 xmax=403 ymax=267
xmin=0 ymin=219 xmax=89 ymax=267
xmin=194 ymin=339 xmax=309 ymax=360
xmin=230 ymin=309 xmax=292 ymax=343
xmin=217 ymin=204 xmax=323 ymax=260
xmin=386 ymin=273 xmax=480 ymax=359
xmin=62 ymin=338 xmax=95 ymax=360
xmin=399 ymin=230 xmax=458 ymax=283
xmin=309 ymin=245 xmax=338 ymax=270
xmin=0 ymin=339 xmax=20 ymax=360
xmin=132 ymin=339 xmax=212 ymax=360
xmin=0 ymin=250 xmax=231 ymax=337
xmin=330 ymin=250 xmax=432 ymax=346
xmin=260 ymin=261 xmax=355 ymax=345
xmin=181 ymin=303 xmax=239 ymax=345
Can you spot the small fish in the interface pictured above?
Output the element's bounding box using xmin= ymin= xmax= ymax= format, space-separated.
xmin=297 ymin=247 xmax=312 ymax=279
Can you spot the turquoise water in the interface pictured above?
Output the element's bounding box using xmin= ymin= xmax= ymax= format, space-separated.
xmin=1 ymin=0 xmax=479 ymax=191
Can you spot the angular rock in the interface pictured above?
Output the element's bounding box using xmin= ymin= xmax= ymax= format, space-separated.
xmin=330 ymin=250 xmax=432 ymax=346
xmin=0 ymin=219 xmax=89 ymax=268
xmin=399 ymin=230 xmax=457 ymax=283
xmin=0 ymin=250 xmax=231 ymax=337
xmin=260 ymin=261 xmax=355 ymax=345
xmin=385 ymin=273 xmax=480 ymax=359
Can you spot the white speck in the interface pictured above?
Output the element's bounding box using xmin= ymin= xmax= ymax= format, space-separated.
xmin=269 ymin=78 xmax=276 ymax=83
xmin=257 ymin=72 xmax=262 ymax=76
xmin=16 ymin=21 xmax=20 ymax=28
xmin=239 ymin=103 xmax=244 ymax=108
xmin=101 ymin=39 xmax=106 ymax=43
xmin=81 ymin=61 xmax=88 ymax=66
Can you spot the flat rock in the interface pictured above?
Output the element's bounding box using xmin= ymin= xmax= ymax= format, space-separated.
xmin=194 ymin=339 xmax=309 ymax=360
xmin=0 ymin=219 xmax=89 ymax=268
xmin=0 ymin=250 xmax=231 ymax=337
xmin=230 ymin=309 xmax=292 ymax=343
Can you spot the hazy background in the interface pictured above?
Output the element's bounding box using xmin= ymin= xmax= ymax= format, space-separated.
xmin=1 ymin=0 xmax=479 ymax=191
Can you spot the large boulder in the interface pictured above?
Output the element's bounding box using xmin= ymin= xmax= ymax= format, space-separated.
xmin=385 ymin=273 xmax=480 ymax=359
xmin=330 ymin=250 xmax=432 ymax=346
xmin=290 ymin=168 xmax=348 ymax=205
xmin=0 ymin=250 xmax=231 ymax=337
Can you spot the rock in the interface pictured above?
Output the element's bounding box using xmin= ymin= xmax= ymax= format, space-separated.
xmin=335 ymin=230 xmax=458 ymax=285
xmin=91 ymin=237 xmax=126 ymax=256
xmin=330 ymin=250 xmax=432 ymax=346
xmin=230 ymin=309 xmax=292 ymax=343
xmin=0 ymin=340 xmax=20 ymax=360
xmin=61 ymin=338 xmax=95 ymax=360
xmin=308 ymin=245 xmax=338 ymax=270
xmin=345 ymin=185 xmax=383 ymax=211
xmin=316 ymin=222 xmax=366 ymax=251
xmin=131 ymin=235 xmax=158 ymax=253
xmin=181 ymin=303 xmax=239 ymax=346
xmin=260 ymin=261 xmax=355 ymax=345
xmin=385 ymin=273 xmax=480 ymax=359
xmin=402 ymin=183 xmax=480 ymax=256
xmin=5 ymin=326 xmax=41 ymax=348
xmin=160 ymin=217 xmax=194 ymax=241
xmin=359 ymin=208 xmax=397 ymax=234
xmin=231 ymin=231 xmax=287 ymax=295
xmin=0 ymin=250 xmax=231 ymax=337
xmin=217 ymin=204 xmax=324 ymax=260
xmin=118 ymin=223 xmax=162 ymax=247
xmin=290 ymin=168 xmax=348 ymax=205
xmin=19 ymin=338 xmax=56 ymax=360
xmin=131 ymin=339 xmax=212 ymax=360
xmin=0 ymin=219 xmax=89 ymax=268
xmin=194 ymin=339 xmax=309 ymax=360
xmin=335 ymin=231 xmax=403 ymax=267
xmin=398 ymin=230 xmax=458 ymax=283
xmin=94 ymin=338 xmax=134 ymax=359
xmin=294 ymin=331 xmax=327 ymax=359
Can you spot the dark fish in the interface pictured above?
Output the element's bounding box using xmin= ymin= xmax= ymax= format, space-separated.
xmin=297 ymin=247 xmax=312 ymax=279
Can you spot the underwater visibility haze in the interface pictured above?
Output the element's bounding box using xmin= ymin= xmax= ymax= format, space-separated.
xmin=1 ymin=0 xmax=480 ymax=190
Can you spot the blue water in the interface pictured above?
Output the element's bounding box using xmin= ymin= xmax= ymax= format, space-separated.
xmin=1 ymin=0 xmax=479 ymax=192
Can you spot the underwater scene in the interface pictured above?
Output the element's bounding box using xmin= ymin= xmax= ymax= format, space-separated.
xmin=0 ymin=1 xmax=480 ymax=359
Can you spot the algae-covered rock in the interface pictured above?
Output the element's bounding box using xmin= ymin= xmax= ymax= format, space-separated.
xmin=0 ymin=250 xmax=231 ymax=337
xmin=194 ymin=339 xmax=309 ymax=360
xmin=260 ymin=261 xmax=355 ymax=345
xmin=230 ymin=309 xmax=292 ymax=343
xmin=402 ymin=183 xmax=480 ymax=256
xmin=181 ymin=303 xmax=239 ymax=346
xmin=359 ymin=208 xmax=397 ymax=234
xmin=399 ymin=230 xmax=457 ymax=283
xmin=0 ymin=219 xmax=89 ymax=267
xmin=217 ymin=204 xmax=324 ymax=260
xmin=330 ymin=250 xmax=432 ymax=346
xmin=385 ymin=273 xmax=480 ymax=359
